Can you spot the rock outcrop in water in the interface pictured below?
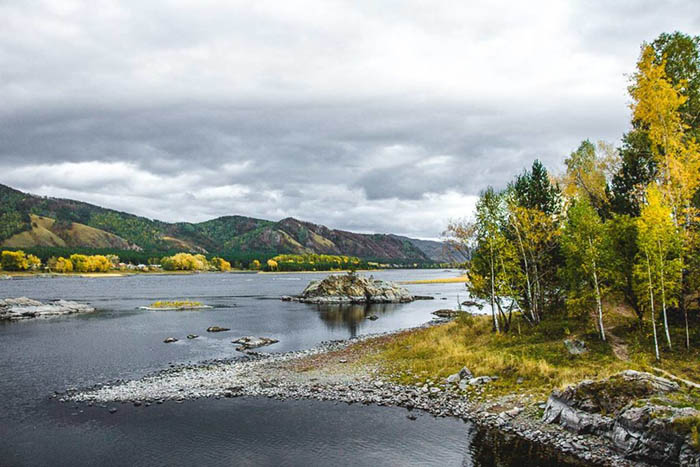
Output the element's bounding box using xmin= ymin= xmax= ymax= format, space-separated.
xmin=543 ymin=370 xmax=700 ymax=466
xmin=232 ymin=336 xmax=279 ymax=351
xmin=291 ymin=273 xmax=414 ymax=304
xmin=0 ymin=297 xmax=95 ymax=321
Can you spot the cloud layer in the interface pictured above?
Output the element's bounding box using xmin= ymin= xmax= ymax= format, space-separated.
xmin=1 ymin=0 xmax=698 ymax=238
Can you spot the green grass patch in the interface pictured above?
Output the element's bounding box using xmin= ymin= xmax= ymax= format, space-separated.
xmin=148 ymin=300 xmax=205 ymax=309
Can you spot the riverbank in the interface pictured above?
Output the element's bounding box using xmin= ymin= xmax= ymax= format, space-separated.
xmin=62 ymin=315 xmax=694 ymax=466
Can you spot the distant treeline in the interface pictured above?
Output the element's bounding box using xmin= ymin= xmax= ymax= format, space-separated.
xmin=0 ymin=246 xmax=453 ymax=271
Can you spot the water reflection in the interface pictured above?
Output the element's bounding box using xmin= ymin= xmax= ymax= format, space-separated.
xmin=466 ymin=423 xmax=586 ymax=467
xmin=314 ymin=303 xmax=402 ymax=336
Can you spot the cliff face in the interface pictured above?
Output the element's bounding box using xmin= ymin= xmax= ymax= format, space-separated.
xmin=0 ymin=184 xmax=439 ymax=261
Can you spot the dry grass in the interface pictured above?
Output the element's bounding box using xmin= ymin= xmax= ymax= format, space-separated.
xmin=366 ymin=310 xmax=700 ymax=398
xmin=399 ymin=276 xmax=468 ymax=284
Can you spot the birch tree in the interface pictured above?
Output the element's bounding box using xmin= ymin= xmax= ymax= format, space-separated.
xmin=562 ymin=199 xmax=608 ymax=341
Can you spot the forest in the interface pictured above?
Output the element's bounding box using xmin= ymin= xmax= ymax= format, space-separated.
xmin=448 ymin=32 xmax=700 ymax=361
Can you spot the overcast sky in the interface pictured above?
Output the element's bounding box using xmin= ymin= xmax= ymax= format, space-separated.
xmin=1 ymin=1 xmax=698 ymax=239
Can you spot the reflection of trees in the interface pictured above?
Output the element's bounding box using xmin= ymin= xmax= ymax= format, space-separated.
xmin=314 ymin=303 xmax=401 ymax=337
xmin=465 ymin=422 xmax=573 ymax=466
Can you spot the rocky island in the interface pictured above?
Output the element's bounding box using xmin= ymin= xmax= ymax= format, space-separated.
xmin=285 ymin=272 xmax=415 ymax=304
xmin=0 ymin=297 xmax=95 ymax=321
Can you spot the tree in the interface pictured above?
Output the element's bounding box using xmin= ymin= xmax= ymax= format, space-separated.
xmin=563 ymin=140 xmax=619 ymax=216
xmin=211 ymin=257 xmax=232 ymax=271
xmin=267 ymin=259 xmax=278 ymax=271
xmin=1 ymin=250 xmax=29 ymax=271
xmin=611 ymin=32 xmax=700 ymax=217
xmin=636 ymin=186 xmax=682 ymax=352
xmin=631 ymin=42 xmax=700 ymax=349
xmin=604 ymin=214 xmax=642 ymax=320
xmin=250 ymin=259 xmax=261 ymax=270
xmin=562 ymin=199 xmax=607 ymax=341
xmin=512 ymin=160 xmax=562 ymax=216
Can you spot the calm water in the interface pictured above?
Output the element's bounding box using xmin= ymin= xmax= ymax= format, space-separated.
xmin=0 ymin=270 xmax=577 ymax=466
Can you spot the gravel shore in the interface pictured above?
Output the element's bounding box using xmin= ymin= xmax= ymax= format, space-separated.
xmin=63 ymin=325 xmax=645 ymax=467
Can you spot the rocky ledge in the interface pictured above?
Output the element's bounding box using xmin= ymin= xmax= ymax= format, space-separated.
xmin=0 ymin=297 xmax=95 ymax=321
xmin=543 ymin=370 xmax=700 ymax=466
xmin=285 ymin=272 xmax=414 ymax=304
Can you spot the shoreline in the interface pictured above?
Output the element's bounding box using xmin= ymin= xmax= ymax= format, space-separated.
xmin=62 ymin=324 xmax=640 ymax=467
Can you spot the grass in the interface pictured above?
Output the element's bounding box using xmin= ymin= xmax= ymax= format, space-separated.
xmin=366 ymin=308 xmax=700 ymax=400
xmin=148 ymin=300 xmax=205 ymax=309
xmin=400 ymin=276 xmax=468 ymax=284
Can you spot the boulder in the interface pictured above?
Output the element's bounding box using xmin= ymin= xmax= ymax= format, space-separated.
xmin=187 ymin=334 xmax=198 ymax=339
xmin=459 ymin=366 xmax=473 ymax=379
xmin=431 ymin=309 xmax=468 ymax=318
xmin=232 ymin=336 xmax=279 ymax=350
xmin=293 ymin=273 xmax=414 ymax=304
xmin=446 ymin=373 xmax=460 ymax=384
xmin=163 ymin=337 xmax=178 ymax=343
xmin=0 ymin=297 xmax=95 ymax=321
xmin=461 ymin=299 xmax=484 ymax=309
xmin=542 ymin=370 xmax=699 ymax=465
xmin=207 ymin=326 xmax=230 ymax=333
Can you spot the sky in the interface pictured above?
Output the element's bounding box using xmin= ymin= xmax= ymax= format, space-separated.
xmin=1 ymin=1 xmax=699 ymax=239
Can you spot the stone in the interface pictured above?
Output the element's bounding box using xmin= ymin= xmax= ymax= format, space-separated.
xmin=458 ymin=367 xmax=473 ymax=379
xmin=446 ymin=373 xmax=460 ymax=384
xmin=163 ymin=337 xmax=178 ymax=343
xmin=207 ymin=326 xmax=230 ymax=333
xmin=292 ymin=272 xmax=414 ymax=304
xmin=187 ymin=334 xmax=198 ymax=339
xmin=563 ymin=339 xmax=587 ymax=355
xmin=468 ymin=376 xmax=492 ymax=386
xmin=232 ymin=336 xmax=279 ymax=350
xmin=0 ymin=297 xmax=95 ymax=321
xmin=431 ymin=309 xmax=467 ymax=318
xmin=367 ymin=315 xmax=379 ymax=321
xmin=541 ymin=370 xmax=698 ymax=465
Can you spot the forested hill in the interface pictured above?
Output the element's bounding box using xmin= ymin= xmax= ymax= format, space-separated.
xmin=0 ymin=183 xmax=445 ymax=261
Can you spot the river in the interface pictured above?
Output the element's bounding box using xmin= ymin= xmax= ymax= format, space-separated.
xmin=0 ymin=270 xmax=574 ymax=466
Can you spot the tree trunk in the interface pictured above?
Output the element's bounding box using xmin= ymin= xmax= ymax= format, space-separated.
xmin=657 ymin=241 xmax=672 ymax=350
xmin=646 ymin=252 xmax=660 ymax=361
xmin=489 ymin=242 xmax=499 ymax=333
xmin=512 ymin=219 xmax=537 ymax=323
xmin=589 ymin=238 xmax=605 ymax=342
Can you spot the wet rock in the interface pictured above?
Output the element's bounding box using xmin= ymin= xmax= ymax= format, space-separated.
xmin=187 ymin=334 xmax=198 ymax=339
xmin=292 ymin=272 xmax=414 ymax=304
xmin=163 ymin=337 xmax=178 ymax=343
xmin=431 ymin=309 xmax=467 ymax=318
xmin=108 ymin=407 xmax=117 ymax=414
xmin=232 ymin=336 xmax=279 ymax=350
xmin=563 ymin=339 xmax=587 ymax=355
xmin=367 ymin=315 xmax=379 ymax=321
xmin=207 ymin=326 xmax=230 ymax=333
xmin=0 ymin=297 xmax=95 ymax=321
xmin=461 ymin=299 xmax=484 ymax=309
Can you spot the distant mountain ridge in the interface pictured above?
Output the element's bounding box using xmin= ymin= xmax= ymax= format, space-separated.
xmin=0 ymin=183 xmax=454 ymax=262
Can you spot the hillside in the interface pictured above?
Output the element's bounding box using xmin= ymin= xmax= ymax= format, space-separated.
xmin=0 ymin=184 xmax=447 ymax=261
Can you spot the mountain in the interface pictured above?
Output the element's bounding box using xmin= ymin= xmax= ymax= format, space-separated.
xmin=390 ymin=235 xmax=468 ymax=263
xmin=0 ymin=184 xmax=449 ymax=261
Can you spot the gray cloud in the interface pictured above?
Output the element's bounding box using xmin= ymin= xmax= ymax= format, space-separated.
xmin=0 ymin=0 xmax=697 ymax=238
